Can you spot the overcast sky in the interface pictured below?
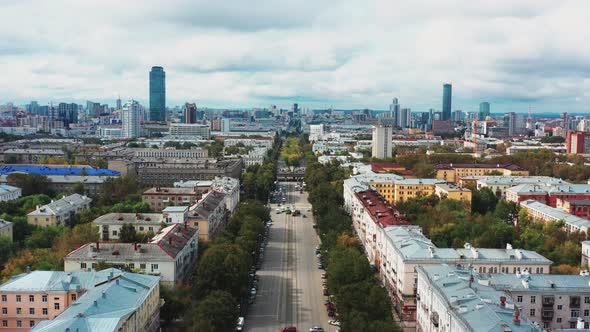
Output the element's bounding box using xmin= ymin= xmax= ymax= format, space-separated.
xmin=1 ymin=0 xmax=589 ymax=113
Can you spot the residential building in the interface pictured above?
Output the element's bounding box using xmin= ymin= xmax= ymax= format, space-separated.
xmin=434 ymin=183 xmax=472 ymax=205
xmin=0 ymin=184 xmax=21 ymax=202
xmin=567 ymin=131 xmax=590 ymax=154
xmin=582 ymin=241 xmax=590 ymax=268
xmin=2 ymin=149 xmax=65 ymax=164
xmin=309 ymin=124 xmax=325 ymax=142
xmin=0 ymin=219 xmax=13 ymax=241
xmin=132 ymin=157 xmax=242 ymax=186
xmin=122 ymin=100 xmax=141 ymax=138
xmin=416 ymin=265 xmax=542 ymax=332
xmin=210 ymin=176 xmax=240 ymax=213
xmin=506 ymin=184 xmax=590 ymax=207
xmin=168 ymin=123 xmax=210 ymax=139
xmin=162 ymin=206 xmax=189 ymax=224
xmin=27 ymin=194 xmax=92 ymax=227
xmin=187 ymin=191 xmax=227 ymax=241
xmin=93 ymin=213 xmax=165 ymax=241
xmin=142 ymin=186 xmax=205 ymax=211
xmin=471 ymin=176 xmax=569 ymax=198
xmin=371 ymin=122 xmax=393 ymax=159
xmin=149 ymin=66 xmax=166 ymax=122
xmin=343 ymin=173 xmax=404 ymax=213
xmin=442 ymin=83 xmax=452 ymax=121
xmin=557 ymin=199 xmax=590 ymax=220
xmin=183 ymin=103 xmax=197 ymax=124
xmin=390 ymin=179 xmax=444 ymax=204
xmin=64 ymin=224 xmax=198 ymax=285
xmin=435 ymin=163 xmax=529 ymax=183
xmin=519 ymin=199 xmax=590 ymax=234
xmin=134 ymin=147 xmax=208 ymax=159
xmin=0 ymin=269 xmax=160 ymax=332
xmin=431 ymin=120 xmax=454 ymax=134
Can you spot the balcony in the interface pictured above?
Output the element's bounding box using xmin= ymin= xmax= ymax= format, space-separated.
xmin=542 ymin=310 xmax=554 ymax=321
xmin=542 ymin=296 xmax=555 ymax=308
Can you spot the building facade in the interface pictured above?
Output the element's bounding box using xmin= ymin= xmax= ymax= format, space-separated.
xmin=142 ymin=187 xmax=204 ymax=211
xmin=93 ymin=213 xmax=165 ymax=241
xmin=122 ymin=100 xmax=141 ymax=139
xmin=187 ymin=191 xmax=227 ymax=241
xmin=371 ymin=124 xmax=393 ymax=159
xmin=133 ymin=158 xmax=242 ymax=186
xmin=435 ymin=163 xmax=529 ymax=183
xmin=134 ymin=147 xmax=208 ymax=159
xmin=168 ymin=123 xmax=210 ymax=139
xmin=149 ymin=66 xmax=166 ymax=122
xmin=27 ymin=194 xmax=92 ymax=227
xmin=0 ymin=185 xmax=21 ymax=202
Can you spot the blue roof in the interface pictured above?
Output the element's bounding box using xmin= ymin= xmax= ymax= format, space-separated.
xmin=0 ymin=165 xmax=120 ymax=176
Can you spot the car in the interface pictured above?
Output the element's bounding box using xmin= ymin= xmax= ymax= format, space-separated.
xmin=323 ymin=288 xmax=330 ymax=296
xmin=250 ymin=287 xmax=257 ymax=296
xmin=281 ymin=327 xmax=297 ymax=332
xmin=309 ymin=326 xmax=324 ymax=332
xmin=321 ymin=273 xmax=327 ymax=279
xmin=236 ymin=317 xmax=245 ymax=331
xmin=276 ymin=209 xmax=282 ymax=214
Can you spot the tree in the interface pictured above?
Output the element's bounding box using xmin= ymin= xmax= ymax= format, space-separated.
xmin=0 ymin=236 xmax=14 ymax=266
xmin=471 ymin=187 xmax=498 ymax=214
xmin=120 ymin=223 xmax=137 ymax=243
xmin=194 ymin=244 xmax=251 ymax=299
xmin=6 ymin=173 xmax=53 ymax=196
xmin=191 ymin=290 xmax=238 ymax=332
xmin=72 ymin=182 xmax=85 ymax=195
xmin=160 ymin=285 xmax=191 ymax=325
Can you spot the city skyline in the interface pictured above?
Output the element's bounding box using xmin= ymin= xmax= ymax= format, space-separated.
xmin=0 ymin=1 xmax=589 ymax=113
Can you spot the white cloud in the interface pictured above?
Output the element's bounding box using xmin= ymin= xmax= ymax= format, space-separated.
xmin=0 ymin=0 xmax=589 ymax=113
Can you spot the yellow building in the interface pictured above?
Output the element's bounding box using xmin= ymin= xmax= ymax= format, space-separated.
xmin=434 ymin=183 xmax=472 ymax=208
xmin=392 ymin=179 xmax=443 ymax=204
xmin=435 ymin=163 xmax=529 ymax=183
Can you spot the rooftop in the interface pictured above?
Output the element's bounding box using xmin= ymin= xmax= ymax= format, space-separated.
xmin=189 ymin=191 xmax=226 ymax=219
xmin=92 ymin=213 xmax=164 ymax=225
xmin=394 ymin=178 xmax=444 ymax=185
xmin=344 ymin=173 xmax=405 ymax=194
xmin=0 ymin=165 xmax=120 ymax=176
xmin=435 ymin=163 xmax=527 ymax=171
xmin=28 ymin=194 xmax=92 ymax=217
xmin=0 ymin=219 xmax=12 ymax=229
xmin=0 ymin=184 xmax=20 ymax=194
xmin=143 ymin=187 xmax=202 ymax=195
xmin=29 ymin=269 xmax=159 ymax=332
xmin=474 ymin=176 xmax=569 ymax=186
xmin=435 ymin=183 xmax=471 ymax=192
xmin=355 ymin=190 xmax=410 ymax=227
xmin=0 ymin=268 xmax=124 ymax=293
xmin=490 ymin=272 xmax=590 ymax=292
xmin=162 ymin=206 xmax=188 ymax=213
xmin=520 ymin=199 xmax=590 ymax=230
xmin=417 ymin=265 xmax=541 ymax=332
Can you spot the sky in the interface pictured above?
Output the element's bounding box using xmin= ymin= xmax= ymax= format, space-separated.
xmin=1 ymin=0 xmax=589 ymax=113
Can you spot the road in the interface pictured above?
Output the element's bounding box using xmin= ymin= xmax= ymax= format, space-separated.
xmin=245 ymin=182 xmax=336 ymax=332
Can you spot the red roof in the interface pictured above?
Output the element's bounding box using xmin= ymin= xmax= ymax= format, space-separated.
xmin=370 ymin=162 xmax=407 ymax=173
xmin=355 ymin=190 xmax=410 ymax=227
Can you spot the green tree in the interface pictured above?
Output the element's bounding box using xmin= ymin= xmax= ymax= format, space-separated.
xmin=194 ymin=244 xmax=251 ymax=299
xmin=0 ymin=236 xmax=15 ymax=266
xmin=119 ymin=223 xmax=137 ymax=243
xmin=191 ymin=290 xmax=238 ymax=332
xmin=160 ymin=285 xmax=190 ymax=325
xmin=6 ymin=173 xmax=53 ymax=196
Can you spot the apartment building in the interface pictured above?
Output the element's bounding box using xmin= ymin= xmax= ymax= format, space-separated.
xmin=435 ymin=163 xmax=529 ymax=183
xmin=0 ymin=269 xmax=160 ymax=332
xmin=519 ymin=199 xmax=590 ymax=234
xmin=133 ymin=147 xmax=208 ymax=159
xmin=1 ymin=148 xmax=65 ymax=164
xmin=168 ymin=123 xmax=211 ymax=139
xmin=64 ymin=224 xmax=198 ymax=285
xmin=506 ymin=184 xmax=590 ymax=207
xmin=556 ymin=199 xmax=590 ymax=220
xmin=187 ymin=191 xmax=227 ymax=241
xmin=470 ymin=176 xmax=569 ymax=198
xmin=133 ymin=157 xmax=242 ymax=186
xmin=343 ymin=173 xmax=404 ymax=213
xmin=210 ymin=176 xmax=240 ymax=213
xmin=434 ymin=183 xmax=472 ymax=205
xmin=26 ymin=194 xmax=92 ymax=227
xmin=142 ymin=186 xmax=204 ymax=211
xmin=93 ymin=213 xmax=165 ymax=241
xmin=0 ymin=219 xmax=13 ymax=242
xmin=416 ymin=265 xmax=542 ymax=332
xmin=0 ymin=185 xmax=21 ymax=202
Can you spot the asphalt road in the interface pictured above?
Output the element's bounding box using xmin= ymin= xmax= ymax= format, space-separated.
xmin=245 ymin=182 xmax=337 ymax=332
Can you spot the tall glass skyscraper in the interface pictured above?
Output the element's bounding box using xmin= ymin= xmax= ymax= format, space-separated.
xmin=442 ymin=83 xmax=452 ymax=121
xmin=479 ymin=102 xmax=490 ymax=120
xmin=149 ymin=66 xmax=166 ymax=122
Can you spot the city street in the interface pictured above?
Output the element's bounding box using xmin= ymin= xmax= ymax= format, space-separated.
xmin=245 ymin=182 xmax=337 ymax=332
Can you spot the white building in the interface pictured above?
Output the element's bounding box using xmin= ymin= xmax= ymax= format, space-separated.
xmin=473 ymin=176 xmax=569 ymax=198
xmin=122 ymin=100 xmax=141 ymax=139
xmin=93 ymin=213 xmax=165 ymax=241
xmin=371 ymin=124 xmax=393 ymax=159
xmin=27 ymin=194 xmax=93 ymax=227
xmin=416 ymin=265 xmax=541 ymax=332
xmin=582 ymin=241 xmax=590 ymax=268
xmin=211 ymin=176 xmax=240 ymax=213
xmin=309 ymin=124 xmax=325 ymax=142
xmin=64 ymin=223 xmax=198 ymax=285
xmin=168 ymin=123 xmax=211 ymax=139
xmin=0 ymin=219 xmax=13 ymax=242
xmin=134 ymin=147 xmax=208 ymax=159
xmin=0 ymin=184 xmax=21 ymax=202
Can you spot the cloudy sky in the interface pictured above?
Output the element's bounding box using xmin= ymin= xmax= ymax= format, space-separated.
xmin=1 ymin=0 xmax=589 ymax=113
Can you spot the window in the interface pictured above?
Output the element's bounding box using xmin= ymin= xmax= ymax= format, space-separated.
xmin=71 ymin=294 xmax=77 ymax=301
xmin=42 ymin=295 xmax=47 ymax=303
xmin=558 ymin=305 xmax=563 ymax=310
xmin=80 ymin=262 xmax=87 ymax=269
xmin=140 ymin=227 xmax=144 ymax=231
xmin=2 ymin=321 xmax=6 ymax=327
xmin=129 ymin=263 xmax=135 ymax=269
xmin=572 ymin=310 xmax=580 ymax=318
xmin=571 ymin=322 xmax=577 ymax=328
xmin=557 ymin=318 xmax=562 ymax=323
xmin=1 ymin=295 xmax=5 ymax=302
xmin=29 ymin=308 xmax=34 ymax=315
xmin=585 ymin=296 xmax=590 ymax=304
xmin=16 ymin=295 xmax=21 ymax=302
xmin=29 ymin=295 xmax=34 ymax=302
xmin=112 ymin=230 xmax=118 ymax=236
xmin=531 ymin=296 xmax=536 ymax=304
xmin=584 ymin=309 xmax=589 ymax=316
xmin=151 ymin=264 xmax=159 ymax=271
xmin=54 ymin=303 xmax=60 ymax=310
xmin=1 ymin=308 xmax=6 ymax=314
xmin=16 ymin=308 xmax=22 ymax=314
xmin=140 ymin=263 xmax=146 ymax=269
xmin=517 ymin=296 xmax=523 ymax=303
xmin=530 ymin=309 xmax=536 ymax=316
xmin=29 ymin=321 xmax=35 ymax=327
xmin=16 ymin=321 xmax=22 ymax=328
xmin=42 ymin=308 xmax=47 ymax=315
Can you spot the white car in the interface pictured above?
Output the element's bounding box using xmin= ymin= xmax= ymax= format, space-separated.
xmin=250 ymin=288 xmax=257 ymax=296
xmin=309 ymin=327 xmax=324 ymax=332
xmin=328 ymin=320 xmax=341 ymax=327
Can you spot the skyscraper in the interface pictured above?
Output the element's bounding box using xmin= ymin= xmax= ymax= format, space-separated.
xmin=372 ymin=119 xmax=393 ymax=159
xmin=442 ymin=83 xmax=452 ymax=121
xmin=479 ymin=102 xmax=490 ymax=120
xmin=122 ymin=100 xmax=141 ymax=138
xmin=116 ymin=97 xmax=122 ymax=111
xmin=389 ymin=98 xmax=400 ymax=124
xmin=149 ymin=66 xmax=166 ymax=122
xmin=184 ymin=103 xmax=197 ymax=124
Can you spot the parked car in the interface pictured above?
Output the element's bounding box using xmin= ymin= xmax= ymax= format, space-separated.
xmin=281 ymin=327 xmax=297 ymax=332
xmin=236 ymin=317 xmax=245 ymax=331
xmin=328 ymin=320 xmax=340 ymax=327
xmin=250 ymin=287 xmax=257 ymax=296
xmin=309 ymin=327 xmax=324 ymax=332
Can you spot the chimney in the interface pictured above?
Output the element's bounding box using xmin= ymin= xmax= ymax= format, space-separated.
xmin=500 ymin=296 xmax=506 ymax=307
xmin=513 ymin=307 xmax=520 ymax=326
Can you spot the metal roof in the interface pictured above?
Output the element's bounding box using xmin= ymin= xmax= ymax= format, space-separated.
xmin=0 ymin=165 xmax=119 ymax=176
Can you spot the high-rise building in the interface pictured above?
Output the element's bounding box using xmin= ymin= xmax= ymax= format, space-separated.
xmin=452 ymin=110 xmax=464 ymax=122
xmin=116 ymin=97 xmax=122 ymax=111
xmin=122 ymin=100 xmax=141 ymax=138
xmin=566 ymin=131 xmax=590 ymax=154
xmin=397 ymin=108 xmax=411 ymax=128
xmin=372 ymin=119 xmax=393 ymax=159
xmin=149 ymin=66 xmax=166 ymax=122
xmin=506 ymin=112 xmax=527 ymax=136
xmin=389 ymin=98 xmax=400 ymax=124
xmin=479 ymin=102 xmax=490 ymax=120
xmin=58 ymin=103 xmax=79 ymax=125
xmin=442 ymin=83 xmax=452 ymax=120
xmin=183 ymin=103 xmax=197 ymax=124
xmin=27 ymin=101 xmax=39 ymax=115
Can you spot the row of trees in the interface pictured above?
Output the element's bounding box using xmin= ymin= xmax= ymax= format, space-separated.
xmin=280 ymin=136 xmax=302 ymax=166
xmin=242 ymin=141 xmax=279 ymax=202
xmin=396 ymin=188 xmax=586 ymax=273
xmin=304 ymin=144 xmax=402 ymax=332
